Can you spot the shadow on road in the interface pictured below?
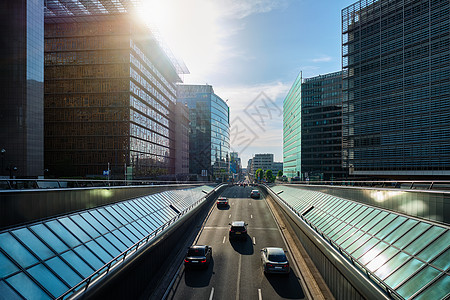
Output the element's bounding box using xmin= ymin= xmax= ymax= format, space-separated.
xmin=184 ymin=258 xmax=214 ymax=287
xmin=230 ymin=236 xmax=254 ymax=255
xmin=265 ymin=269 xmax=305 ymax=299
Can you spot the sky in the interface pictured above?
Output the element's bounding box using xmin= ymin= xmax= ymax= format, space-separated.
xmin=142 ymin=0 xmax=357 ymax=167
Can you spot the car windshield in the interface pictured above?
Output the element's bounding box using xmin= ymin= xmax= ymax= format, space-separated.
xmin=232 ymin=226 xmax=245 ymax=232
xmin=268 ymin=253 xmax=287 ymax=262
xmin=187 ymin=248 xmax=205 ymax=256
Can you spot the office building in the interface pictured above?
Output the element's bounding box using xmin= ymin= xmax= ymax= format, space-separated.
xmin=177 ymin=85 xmax=230 ymax=180
xmin=283 ymin=72 xmax=302 ymax=179
xmin=0 ymin=0 xmax=44 ymax=178
xmin=342 ymin=0 xmax=450 ymax=178
xmin=44 ymin=3 xmax=186 ymax=178
xmin=251 ymin=154 xmax=274 ymax=172
xmin=247 ymin=159 xmax=253 ymax=176
xmin=271 ymin=162 xmax=283 ymax=176
xmin=302 ymin=71 xmax=345 ymax=180
xmin=230 ymin=152 xmax=242 ymax=180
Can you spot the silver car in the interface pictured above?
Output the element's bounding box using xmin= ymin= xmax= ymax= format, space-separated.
xmin=261 ymin=247 xmax=290 ymax=274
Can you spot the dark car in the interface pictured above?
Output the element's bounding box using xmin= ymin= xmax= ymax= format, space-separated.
xmin=261 ymin=247 xmax=290 ymax=274
xmin=229 ymin=221 xmax=248 ymax=240
xmin=250 ymin=189 xmax=260 ymax=198
xmin=184 ymin=245 xmax=212 ymax=269
xmin=216 ymin=197 xmax=228 ymax=208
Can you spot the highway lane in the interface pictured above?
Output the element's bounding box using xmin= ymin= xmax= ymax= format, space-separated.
xmin=166 ymin=185 xmax=306 ymax=300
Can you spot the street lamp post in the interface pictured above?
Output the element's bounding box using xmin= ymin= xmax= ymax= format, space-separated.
xmin=7 ymin=164 xmax=17 ymax=179
xmin=1 ymin=149 xmax=5 ymax=176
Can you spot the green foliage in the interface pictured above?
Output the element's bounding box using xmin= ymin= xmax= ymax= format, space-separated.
xmin=277 ymin=170 xmax=283 ymax=177
xmin=265 ymin=169 xmax=275 ymax=183
xmin=255 ymin=168 xmax=264 ymax=181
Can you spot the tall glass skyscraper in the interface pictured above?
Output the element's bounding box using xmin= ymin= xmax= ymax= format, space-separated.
xmin=177 ymin=85 xmax=230 ymax=180
xmin=283 ymin=72 xmax=302 ymax=179
xmin=301 ymin=71 xmax=345 ymax=180
xmin=342 ymin=0 xmax=450 ymax=178
xmin=43 ymin=1 xmax=187 ymax=179
xmin=0 ymin=0 xmax=44 ymax=178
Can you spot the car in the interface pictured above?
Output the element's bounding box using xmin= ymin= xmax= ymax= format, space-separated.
xmin=261 ymin=247 xmax=290 ymax=274
xmin=184 ymin=245 xmax=212 ymax=269
xmin=229 ymin=221 xmax=248 ymax=240
xmin=216 ymin=197 xmax=228 ymax=208
xmin=250 ymin=189 xmax=260 ymax=198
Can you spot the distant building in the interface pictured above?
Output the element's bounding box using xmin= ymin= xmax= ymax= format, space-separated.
xmin=177 ymin=85 xmax=230 ymax=180
xmin=252 ymin=154 xmax=274 ymax=173
xmin=247 ymin=159 xmax=253 ymax=176
xmin=342 ymin=0 xmax=450 ymax=178
xmin=301 ymin=71 xmax=345 ymax=180
xmin=283 ymin=72 xmax=302 ymax=179
xmin=0 ymin=0 xmax=44 ymax=178
xmin=230 ymin=152 xmax=242 ymax=180
xmin=44 ymin=12 xmax=186 ymax=178
xmin=271 ymin=162 xmax=283 ymax=176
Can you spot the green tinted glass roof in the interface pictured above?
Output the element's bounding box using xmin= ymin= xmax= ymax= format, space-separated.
xmin=0 ymin=186 xmax=212 ymax=299
xmin=271 ymin=185 xmax=449 ymax=300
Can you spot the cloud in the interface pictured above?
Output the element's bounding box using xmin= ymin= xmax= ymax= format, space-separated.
xmin=213 ymin=81 xmax=291 ymax=164
xmin=220 ymin=0 xmax=288 ymax=19
xmin=312 ymin=55 xmax=333 ymax=62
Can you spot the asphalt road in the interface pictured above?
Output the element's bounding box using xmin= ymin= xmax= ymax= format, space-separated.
xmin=166 ymin=185 xmax=306 ymax=300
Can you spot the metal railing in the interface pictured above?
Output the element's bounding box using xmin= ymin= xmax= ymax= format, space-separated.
xmin=56 ymin=185 xmax=223 ymax=300
xmin=275 ymin=180 xmax=450 ymax=191
xmin=0 ymin=178 xmax=213 ymax=190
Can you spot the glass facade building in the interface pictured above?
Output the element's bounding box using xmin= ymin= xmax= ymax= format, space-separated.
xmin=44 ymin=14 xmax=182 ymax=178
xmin=301 ymin=71 xmax=345 ymax=180
xmin=342 ymin=0 xmax=450 ymax=178
xmin=177 ymin=85 xmax=230 ymax=180
xmin=283 ymin=72 xmax=302 ymax=179
xmin=0 ymin=0 xmax=44 ymax=178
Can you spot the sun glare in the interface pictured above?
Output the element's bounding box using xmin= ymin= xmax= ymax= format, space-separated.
xmin=139 ymin=0 xmax=222 ymax=80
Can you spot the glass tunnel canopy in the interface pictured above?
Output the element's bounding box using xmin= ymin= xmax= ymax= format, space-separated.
xmin=270 ymin=185 xmax=449 ymax=300
xmin=0 ymin=185 xmax=214 ymax=299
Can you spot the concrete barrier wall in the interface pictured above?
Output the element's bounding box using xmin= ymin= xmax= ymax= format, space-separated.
xmin=275 ymin=184 xmax=450 ymax=225
xmin=0 ymin=184 xmax=206 ymax=229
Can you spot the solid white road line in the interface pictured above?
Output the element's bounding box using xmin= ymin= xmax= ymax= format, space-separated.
xmin=209 ymin=287 xmax=214 ymax=300
xmin=251 ymin=214 xmax=253 ymax=219
xmin=223 ymin=236 xmax=226 ymax=244
xmin=258 ymin=288 xmax=262 ymax=300
xmin=253 ymin=236 xmax=256 ymax=245
xmin=229 ymin=214 xmax=231 ymax=218
xmin=236 ymin=255 xmax=242 ymax=300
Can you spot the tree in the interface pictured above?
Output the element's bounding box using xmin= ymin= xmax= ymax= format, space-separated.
xmin=277 ymin=170 xmax=283 ymax=178
xmin=255 ymin=168 xmax=264 ymax=182
xmin=265 ymin=169 xmax=274 ymax=182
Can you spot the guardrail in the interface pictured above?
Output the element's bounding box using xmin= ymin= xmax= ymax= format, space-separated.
xmin=57 ymin=184 xmax=225 ymax=300
xmin=0 ymin=178 xmax=214 ymax=190
xmin=263 ymin=184 xmax=393 ymax=300
xmin=275 ymin=180 xmax=450 ymax=191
